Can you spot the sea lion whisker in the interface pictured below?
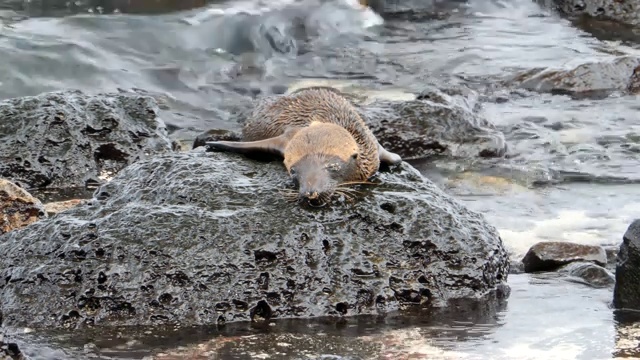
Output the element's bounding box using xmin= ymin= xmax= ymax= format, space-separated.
xmin=338 ymin=181 xmax=377 ymax=186
xmin=334 ymin=187 xmax=362 ymax=196
xmin=334 ymin=189 xmax=354 ymax=202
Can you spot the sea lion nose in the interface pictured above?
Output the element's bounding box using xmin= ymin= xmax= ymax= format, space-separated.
xmin=306 ymin=191 xmax=319 ymax=200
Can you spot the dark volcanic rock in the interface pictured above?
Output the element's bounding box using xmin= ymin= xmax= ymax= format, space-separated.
xmin=0 ymin=90 xmax=174 ymax=190
xmin=508 ymin=56 xmax=640 ymax=97
xmin=0 ymin=149 xmax=509 ymax=329
xmin=192 ymin=129 xmax=242 ymax=150
xmin=193 ymin=87 xmax=507 ymax=161
xmin=365 ymin=0 xmax=469 ymax=20
xmin=537 ymin=0 xmax=640 ymax=27
xmin=558 ymin=261 xmax=615 ymax=288
xmin=522 ymin=242 xmax=607 ymax=273
xmin=0 ymin=178 xmax=46 ymax=235
xmin=359 ymin=88 xmax=507 ymax=160
xmin=614 ymin=219 xmax=640 ymax=310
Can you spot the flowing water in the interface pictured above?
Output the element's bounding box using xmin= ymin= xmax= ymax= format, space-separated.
xmin=1 ymin=0 xmax=639 ymax=358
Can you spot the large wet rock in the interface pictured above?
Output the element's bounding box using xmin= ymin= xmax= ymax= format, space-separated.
xmin=359 ymin=87 xmax=507 ymax=159
xmin=0 ymin=90 xmax=174 ymax=190
xmin=0 ymin=149 xmax=509 ymax=329
xmin=538 ymin=0 xmax=640 ymax=27
xmin=522 ymin=242 xmax=607 ymax=273
xmin=614 ymin=219 xmax=640 ymax=310
xmin=508 ymin=56 xmax=640 ymax=97
xmin=193 ymin=87 xmax=507 ymax=161
xmin=0 ymin=178 xmax=46 ymax=235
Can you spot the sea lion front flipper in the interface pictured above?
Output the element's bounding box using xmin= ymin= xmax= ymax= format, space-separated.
xmin=206 ymin=128 xmax=300 ymax=157
xmin=206 ymin=137 xmax=287 ymax=157
xmin=377 ymin=142 xmax=402 ymax=165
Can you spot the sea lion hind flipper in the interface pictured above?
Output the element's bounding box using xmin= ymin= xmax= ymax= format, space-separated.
xmin=206 ymin=133 xmax=291 ymax=157
xmin=377 ymin=143 xmax=402 ymax=165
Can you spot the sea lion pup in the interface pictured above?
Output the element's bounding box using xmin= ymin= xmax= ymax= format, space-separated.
xmin=206 ymin=87 xmax=402 ymax=207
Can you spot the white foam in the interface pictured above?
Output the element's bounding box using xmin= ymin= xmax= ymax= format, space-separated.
xmin=182 ymin=0 xmax=382 ymax=29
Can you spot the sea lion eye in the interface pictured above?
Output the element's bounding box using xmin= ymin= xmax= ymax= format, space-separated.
xmin=290 ymin=168 xmax=297 ymax=177
xmin=351 ymin=153 xmax=358 ymax=160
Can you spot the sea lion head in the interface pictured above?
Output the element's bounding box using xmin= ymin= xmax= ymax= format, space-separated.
xmin=284 ymin=122 xmax=360 ymax=207
xmin=205 ymin=121 xmax=365 ymax=208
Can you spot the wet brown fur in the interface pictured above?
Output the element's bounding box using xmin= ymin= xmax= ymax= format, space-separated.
xmin=242 ymin=87 xmax=380 ymax=181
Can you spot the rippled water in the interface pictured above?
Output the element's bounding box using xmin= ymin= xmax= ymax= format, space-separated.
xmin=1 ymin=0 xmax=639 ymax=358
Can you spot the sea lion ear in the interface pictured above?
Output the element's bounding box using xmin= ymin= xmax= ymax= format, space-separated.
xmin=206 ymin=128 xmax=299 ymax=157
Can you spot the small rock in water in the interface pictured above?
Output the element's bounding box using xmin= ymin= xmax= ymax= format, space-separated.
xmin=614 ymin=219 xmax=640 ymax=310
xmin=558 ymin=261 xmax=615 ymax=288
xmin=522 ymin=241 xmax=607 ymax=273
xmin=44 ymin=199 xmax=87 ymax=216
xmin=0 ymin=178 xmax=46 ymax=235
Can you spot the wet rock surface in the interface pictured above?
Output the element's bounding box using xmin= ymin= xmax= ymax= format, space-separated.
xmin=0 ymin=149 xmax=509 ymax=329
xmin=0 ymin=90 xmax=174 ymax=189
xmin=539 ymin=0 xmax=640 ymax=27
xmin=0 ymin=178 xmax=46 ymax=235
xmin=614 ymin=219 xmax=640 ymax=310
xmin=359 ymin=87 xmax=507 ymax=160
xmin=507 ymin=56 xmax=640 ymax=97
xmin=193 ymin=87 xmax=507 ymax=161
xmin=521 ymin=242 xmax=607 ymax=273
xmin=558 ymin=261 xmax=615 ymax=288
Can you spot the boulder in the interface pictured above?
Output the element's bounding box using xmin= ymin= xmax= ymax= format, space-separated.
xmin=558 ymin=261 xmax=615 ymax=288
xmin=614 ymin=219 xmax=640 ymax=310
xmin=0 ymin=90 xmax=175 ymax=190
xmin=508 ymin=56 xmax=640 ymax=97
xmin=0 ymin=149 xmax=509 ymax=329
xmin=521 ymin=242 xmax=607 ymax=273
xmin=359 ymin=88 xmax=507 ymax=160
xmin=536 ymin=0 xmax=640 ymax=27
xmin=193 ymin=87 xmax=507 ymax=161
xmin=0 ymin=178 xmax=46 ymax=235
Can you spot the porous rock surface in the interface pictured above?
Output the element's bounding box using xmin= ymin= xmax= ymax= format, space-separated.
xmin=0 ymin=149 xmax=509 ymax=329
xmin=194 ymin=87 xmax=508 ymax=160
xmin=0 ymin=178 xmax=46 ymax=235
xmin=0 ymin=90 xmax=174 ymax=189
xmin=558 ymin=261 xmax=615 ymax=288
xmin=508 ymin=56 xmax=640 ymax=96
xmin=359 ymin=87 xmax=507 ymax=160
xmin=538 ymin=0 xmax=640 ymax=26
xmin=614 ymin=219 xmax=640 ymax=310
xmin=522 ymin=241 xmax=607 ymax=273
